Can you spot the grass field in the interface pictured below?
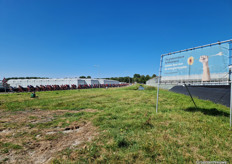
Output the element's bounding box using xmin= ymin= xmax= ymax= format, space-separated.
xmin=0 ymin=85 xmax=231 ymax=163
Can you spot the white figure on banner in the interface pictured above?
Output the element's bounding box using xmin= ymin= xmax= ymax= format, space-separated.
xmin=199 ymin=55 xmax=211 ymax=82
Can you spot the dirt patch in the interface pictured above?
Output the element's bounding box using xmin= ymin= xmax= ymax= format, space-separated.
xmin=0 ymin=109 xmax=98 ymax=163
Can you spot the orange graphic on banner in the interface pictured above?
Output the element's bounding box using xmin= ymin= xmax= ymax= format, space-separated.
xmin=187 ymin=56 xmax=194 ymax=65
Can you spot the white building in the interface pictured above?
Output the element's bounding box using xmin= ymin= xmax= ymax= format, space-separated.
xmin=146 ymin=77 xmax=159 ymax=87
xmin=85 ymin=79 xmax=100 ymax=85
xmin=7 ymin=78 xmax=120 ymax=88
xmin=7 ymin=78 xmax=87 ymax=88
xmin=98 ymin=79 xmax=119 ymax=85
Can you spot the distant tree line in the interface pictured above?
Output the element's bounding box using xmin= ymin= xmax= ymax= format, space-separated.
xmin=108 ymin=74 xmax=157 ymax=84
xmin=79 ymin=76 xmax=91 ymax=78
xmin=5 ymin=77 xmax=49 ymax=81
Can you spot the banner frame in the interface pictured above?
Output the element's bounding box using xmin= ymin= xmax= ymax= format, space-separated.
xmin=156 ymin=39 xmax=232 ymax=128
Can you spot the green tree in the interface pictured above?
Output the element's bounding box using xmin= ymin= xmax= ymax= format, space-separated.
xmin=140 ymin=75 xmax=146 ymax=83
xmin=133 ymin=74 xmax=141 ymax=79
xmin=87 ymin=76 xmax=91 ymax=78
xmin=152 ymin=74 xmax=157 ymax=78
xmin=145 ymin=75 xmax=151 ymax=81
xmin=118 ymin=77 xmax=124 ymax=82
xmin=134 ymin=78 xmax=138 ymax=83
xmin=79 ymin=76 xmax=86 ymax=78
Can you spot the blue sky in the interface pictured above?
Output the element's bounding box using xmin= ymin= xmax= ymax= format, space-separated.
xmin=0 ymin=0 xmax=232 ymax=79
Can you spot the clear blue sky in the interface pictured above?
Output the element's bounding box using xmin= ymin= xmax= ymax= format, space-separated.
xmin=0 ymin=0 xmax=232 ymax=79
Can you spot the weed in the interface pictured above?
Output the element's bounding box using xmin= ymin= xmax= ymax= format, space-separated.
xmin=0 ymin=142 xmax=22 ymax=153
xmin=3 ymin=158 xmax=9 ymax=162
xmin=45 ymin=134 xmax=61 ymax=141
xmin=29 ymin=116 xmax=38 ymax=119
xmin=116 ymin=136 xmax=130 ymax=148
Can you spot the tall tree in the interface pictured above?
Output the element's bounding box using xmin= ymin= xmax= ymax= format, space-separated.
xmin=145 ymin=75 xmax=151 ymax=81
xmin=133 ymin=74 xmax=141 ymax=79
xmin=152 ymin=74 xmax=157 ymax=78
xmin=140 ymin=75 xmax=146 ymax=83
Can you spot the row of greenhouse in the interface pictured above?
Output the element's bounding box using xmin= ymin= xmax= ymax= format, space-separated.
xmin=7 ymin=78 xmax=121 ymax=88
xmin=3 ymin=78 xmax=128 ymax=92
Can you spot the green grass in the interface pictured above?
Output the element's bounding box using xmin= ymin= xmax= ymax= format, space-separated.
xmin=0 ymin=142 xmax=22 ymax=154
xmin=0 ymin=85 xmax=231 ymax=163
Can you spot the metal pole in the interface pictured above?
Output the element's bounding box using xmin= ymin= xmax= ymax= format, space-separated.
xmin=98 ymin=67 xmax=100 ymax=88
xmin=229 ymin=42 xmax=232 ymax=128
xmin=156 ymin=56 xmax=163 ymax=113
xmin=230 ymin=80 xmax=232 ymax=128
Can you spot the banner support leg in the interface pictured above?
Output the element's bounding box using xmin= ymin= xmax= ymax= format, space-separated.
xmin=184 ymin=83 xmax=197 ymax=109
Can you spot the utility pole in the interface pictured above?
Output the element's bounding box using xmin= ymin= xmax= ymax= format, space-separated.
xmin=2 ymin=78 xmax=7 ymax=93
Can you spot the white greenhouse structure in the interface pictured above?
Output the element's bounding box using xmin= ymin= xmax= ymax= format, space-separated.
xmin=7 ymin=78 xmax=87 ymax=88
xmin=7 ymin=78 xmax=120 ymax=88
xmin=98 ymin=79 xmax=119 ymax=85
xmin=85 ymin=79 xmax=100 ymax=85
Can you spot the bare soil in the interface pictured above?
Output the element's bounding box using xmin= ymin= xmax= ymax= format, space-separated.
xmin=0 ymin=109 xmax=98 ymax=163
